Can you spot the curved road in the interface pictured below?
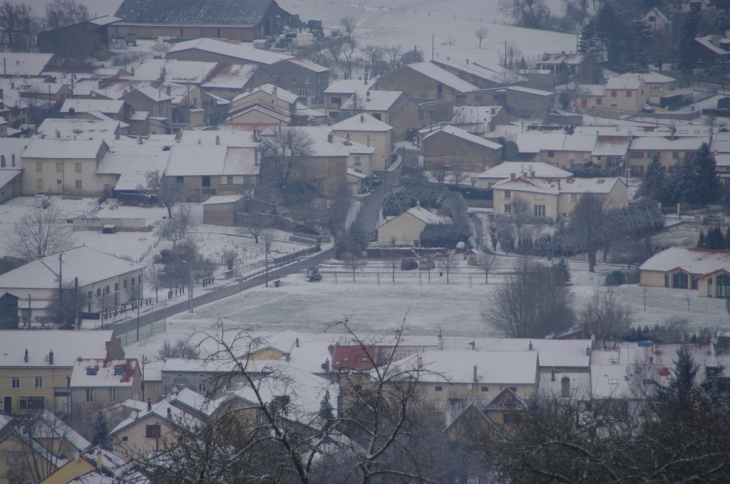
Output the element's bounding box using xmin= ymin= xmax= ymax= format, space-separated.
xmin=112 ymin=164 xmax=400 ymax=338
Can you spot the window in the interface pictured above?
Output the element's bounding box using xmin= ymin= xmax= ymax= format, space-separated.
xmin=75 ymin=163 xmax=82 ymax=173
xmin=570 ymin=193 xmax=578 ymax=202
xmin=717 ymin=274 xmax=730 ymax=298
xmin=708 ymin=278 xmax=713 ymax=297
xmin=37 ymin=162 xmax=42 ymax=172
xmin=86 ymin=388 xmax=93 ymax=402
xmin=291 ymin=76 xmax=297 ymax=84
xmin=361 ymin=357 xmax=369 ymax=362
xmin=475 ymin=95 xmax=483 ymax=101
xmin=435 ymin=386 xmax=443 ymax=392
xmin=611 ymin=90 xmax=617 ymax=97
xmin=20 ymin=396 xmax=45 ymax=409
xmin=504 ymin=190 xmax=511 ymax=199
xmin=57 ymin=179 xmax=62 ymax=185
xmin=299 ymin=89 xmax=308 ymax=96
xmin=672 ymin=272 xmax=688 ymax=289
xmin=114 ymin=283 xmax=119 ymax=292
xmin=331 ymin=97 xmax=341 ymax=105
xmin=509 ymin=386 xmax=517 ymax=392
xmin=672 ymin=151 xmax=679 ymax=159
xmin=648 ymin=15 xmax=655 ymax=21
xmin=227 ymin=176 xmax=233 ymax=184
xmin=86 ymin=367 xmax=98 ymax=375
xmin=114 ymin=366 xmax=125 ymax=376
xmin=12 ymin=377 xmax=19 ymax=388
xmin=534 ymin=205 xmax=546 ymax=217
xmin=0 ymin=155 xmax=4 ymax=167
xmin=104 ymin=285 xmax=110 ymax=294
xmin=529 ymin=99 xmax=537 ymax=106
xmin=198 ymin=383 xmax=206 ymax=392
xmin=76 ymin=180 xmax=82 ymax=189
xmin=327 ymin=183 xmax=334 ymax=194
xmin=504 ymin=204 xmax=511 ymax=214
xmin=131 ymin=278 xmax=135 ymax=286
xmin=56 ymin=162 xmax=62 ymax=173
xmin=146 ymin=424 xmax=161 ymax=439
xmin=342 ymin=357 xmax=350 ymax=362
xmin=36 ymin=178 xmax=43 ymax=189
xmin=596 ymin=98 xmax=602 ymax=105
xmin=203 ymin=100 xmax=208 ymax=108
xmin=503 ymin=413 xmax=515 ymax=424
xmin=35 ymin=377 xmax=42 ymax=388
xmin=481 ymin=386 xmax=489 ymax=392
xmin=97 ymin=288 xmax=101 ymax=297
xmin=305 ymin=76 xmax=310 ymax=84
xmin=354 ymin=156 xmax=361 ymax=165
xmin=631 ymin=151 xmax=641 ymax=158
xmin=373 ymin=113 xmax=382 ymax=121
xmin=626 ymin=90 xmax=632 ymax=97
xmin=123 ymin=280 xmax=127 ymax=289
xmin=11 ymin=154 xmax=15 ymax=166
xmin=547 ymin=151 xmax=555 ymax=158
xmin=664 ymin=274 xmax=669 ymax=287
xmin=327 ymin=167 xmax=334 ymax=178
xmin=122 ymin=436 xmax=128 ymax=441
xmin=202 ymin=176 xmax=210 ymax=187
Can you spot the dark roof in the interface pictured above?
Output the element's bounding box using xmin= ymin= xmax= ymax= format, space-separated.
xmin=115 ymin=0 xmax=279 ymax=27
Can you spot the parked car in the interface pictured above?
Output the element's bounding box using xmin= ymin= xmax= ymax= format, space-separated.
xmin=371 ymin=175 xmax=382 ymax=185
xmin=401 ymin=258 xmax=418 ymax=270
xmin=704 ymin=214 xmax=724 ymax=223
xmin=419 ymin=259 xmax=435 ymax=270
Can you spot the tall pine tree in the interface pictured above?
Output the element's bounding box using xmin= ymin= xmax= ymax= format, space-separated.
xmin=638 ymin=156 xmax=667 ymax=200
xmin=692 ymin=143 xmax=720 ymax=206
xmin=676 ymin=13 xmax=698 ymax=73
xmin=91 ymin=410 xmax=111 ymax=449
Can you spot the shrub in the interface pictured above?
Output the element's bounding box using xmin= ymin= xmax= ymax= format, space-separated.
xmin=605 ymin=270 xmax=624 ymax=286
xmin=158 ymin=339 xmax=200 ymax=359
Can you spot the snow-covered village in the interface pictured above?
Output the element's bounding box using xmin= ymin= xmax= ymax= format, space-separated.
xmin=1 ymin=0 xmax=730 ymax=481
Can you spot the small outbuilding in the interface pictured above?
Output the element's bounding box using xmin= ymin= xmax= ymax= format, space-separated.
xmin=202 ymin=195 xmax=245 ymax=226
xmin=639 ymin=247 xmax=730 ymax=297
xmin=377 ymin=203 xmax=449 ymax=244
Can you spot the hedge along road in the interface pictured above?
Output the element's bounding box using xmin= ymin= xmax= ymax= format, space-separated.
xmin=110 ymin=247 xmax=335 ymax=340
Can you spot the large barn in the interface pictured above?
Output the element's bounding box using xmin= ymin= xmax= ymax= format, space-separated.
xmin=112 ymin=0 xmax=295 ymax=41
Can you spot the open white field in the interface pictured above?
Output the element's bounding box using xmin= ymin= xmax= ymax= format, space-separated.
xmin=123 ymin=258 xmax=730 ymax=357
xmin=19 ymin=0 xmax=576 ymax=66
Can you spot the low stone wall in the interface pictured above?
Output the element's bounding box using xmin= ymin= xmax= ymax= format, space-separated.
xmin=73 ymin=217 xmax=149 ymax=232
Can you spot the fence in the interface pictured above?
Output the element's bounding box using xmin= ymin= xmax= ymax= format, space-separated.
xmin=116 ymin=318 xmax=167 ymax=347
xmin=168 ymin=287 xmax=185 ymax=299
xmin=202 ymin=276 xmax=215 ymax=287
xmin=100 ymin=298 xmax=153 ymax=322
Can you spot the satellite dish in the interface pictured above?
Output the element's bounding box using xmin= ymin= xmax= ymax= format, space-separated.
xmin=466 ymin=384 xmax=473 ymax=390
xmin=338 ymin=336 xmax=344 ymax=343
xmin=133 ymin=394 xmax=139 ymax=400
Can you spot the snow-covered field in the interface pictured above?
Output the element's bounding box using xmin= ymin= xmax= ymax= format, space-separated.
xmin=20 ymin=0 xmax=576 ymax=67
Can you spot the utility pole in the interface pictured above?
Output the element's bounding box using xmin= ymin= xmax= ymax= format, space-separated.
xmin=432 ymin=34 xmax=434 ymax=60
xmin=265 ymin=237 xmax=271 ymax=287
xmin=74 ymin=277 xmax=79 ymax=330
xmin=136 ymin=298 xmax=140 ymax=341
xmin=504 ymin=41 xmax=507 ymax=68
xmin=58 ymin=253 xmax=63 ymax=323
xmin=188 ymin=259 xmax=194 ymax=313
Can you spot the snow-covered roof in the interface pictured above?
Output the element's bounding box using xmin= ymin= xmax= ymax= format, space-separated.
xmin=605 ymin=76 xmax=644 ymax=90
xmin=60 ymin=99 xmax=124 ymax=115
xmin=579 ymin=84 xmax=606 ymax=97
xmin=331 ymin=113 xmax=393 ymax=133
xmin=232 ymin=82 xmax=298 ymax=105
xmin=492 ymin=176 xmax=559 ymax=195
xmin=129 ymin=59 xmax=218 ymax=84
xmin=166 ymin=145 xmax=259 ymax=177
xmin=201 ymin=195 xmax=245 ymax=205
xmin=477 ymin=162 xmax=572 ymax=180
xmin=639 ymin=247 xmax=730 ymax=275
xmin=347 ymin=168 xmax=367 ymax=180
xmin=70 ymin=358 xmax=138 ymax=388
xmin=0 ymin=245 xmax=144 ymax=291
xmin=22 ymin=138 xmax=107 ymax=159
xmin=618 ymin=72 xmax=675 ymax=84
xmin=405 ymin=204 xmax=448 ymax=224
xmin=592 ymin=136 xmax=631 ymax=157
xmin=0 ymin=330 xmax=115 ymax=367
xmin=325 ymin=79 xmax=377 ymax=94
xmin=538 ymin=371 xmax=592 ymax=400
xmin=423 ymin=124 xmax=502 ymax=150
xmin=226 ymin=99 xmax=292 ymax=124
xmin=0 ymin=168 xmax=21 ymax=187
xmin=0 ymin=52 xmax=54 ymax=76
xmin=562 ymin=134 xmax=597 ymax=152
xmin=202 ymin=63 xmax=259 ymax=89
xmin=111 ymin=399 xmax=201 ymax=435
xmin=30 ymin=410 xmax=91 ymax=451
xmin=167 ymin=38 xmax=293 ymax=65
xmin=36 ymin=118 xmax=121 ymax=142
xmin=132 ymin=84 xmax=173 ymax=102
xmin=537 ymin=53 xmax=585 ymax=66
xmin=170 ymin=388 xmax=221 ymax=417
xmin=508 ymin=85 xmax=553 ymax=97
xmin=0 ymin=137 xmax=30 ymax=161
xmin=629 ymin=136 xmax=707 ymax=151
xmin=392 ymin=350 xmax=538 ymax=385
xmin=643 ymin=7 xmax=668 ymax=23
xmin=695 ymin=35 xmax=730 ymax=56
xmin=286 ymin=57 xmax=329 ymax=73
xmin=560 ymin=177 xmax=623 ymax=194
xmin=407 ymin=62 xmax=479 ymax=93
xmin=433 ymin=58 xmax=525 ymax=84
xmin=450 ymin=105 xmax=502 ymax=135
xmin=515 ymin=132 xmax=566 ymax=153
xmin=341 ymin=89 xmax=402 ymax=112
xmin=95 ymin=135 xmax=176 ymax=191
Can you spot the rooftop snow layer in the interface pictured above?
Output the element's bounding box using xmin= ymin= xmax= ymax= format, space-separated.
xmin=406 ymin=62 xmax=479 ymax=93
xmin=167 ymin=38 xmax=293 ymax=65
xmin=639 ymin=247 xmax=730 ymax=274
xmin=0 ymin=330 xmax=115 ymax=367
xmin=71 ymin=358 xmax=138 ymax=387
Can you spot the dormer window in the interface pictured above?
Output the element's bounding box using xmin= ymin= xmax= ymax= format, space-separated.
xmin=342 ymin=357 xmax=350 ymax=362
xmin=86 ymin=367 xmax=99 ymax=376
xmin=114 ymin=367 xmax=125 ymax=376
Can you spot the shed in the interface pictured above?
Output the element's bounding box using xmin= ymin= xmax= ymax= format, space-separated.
xmin=377 ymin=203 xmax=450 ymax=244
xmin=0 ymin=292 xmax=19 ymax=329
xmin=202 ymin=195 xmax=245 ymax=226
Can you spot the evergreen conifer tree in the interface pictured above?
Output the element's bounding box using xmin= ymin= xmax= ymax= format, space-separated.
xmin=638 ymin=157 xmax=666 ymax=200
xmin=91 ymin=410 xmax=111 ymax=449
xmin=692 ymin=143 xmax=720 ymax=206
xmin=697 ymin=230 xmax=706 ymax=248
xmin=676 ymin=13 xmax=698 ymax=73
xmin=555 ymin=257 xmax=571 ymax=283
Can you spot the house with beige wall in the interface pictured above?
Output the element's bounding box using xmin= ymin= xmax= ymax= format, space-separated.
xmin=473 ymin=161 xmax=573 ymax=189
xmin=628 ymin=137 xmax=706 ymax=176
xmin=331 ymin=113 xmax=393 ymax=171
xmin=339 ymin=89 xmax=421 ymax=141
xmin=580 ymin=77 xmax=648 ymax=113
xmin=0 ymin=245 xmax=145 ymax=323
xmin=21 ymin=139 xmax=109 ymax=196
xmin=0 ymin=330 xmax=122 ymax=415
xmin=69 ymin=358 xmax=142 ymax=415
xmin=377 ymin=204 xmax=449 ymax=244
xmin=492 ymin=175 xmax=627 ymax=219
xmin=324 ymin=79 xmax=376 ymax=119
xmin=375 ymin=61 xmax=478 ymax=105
xmin=640 ymin=247 xmax=730 ymax=297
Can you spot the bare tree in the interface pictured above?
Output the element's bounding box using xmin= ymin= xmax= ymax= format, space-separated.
xmin=497 ymin=0 xmax=550 ymax=30
xmin=510 ymin=196 xmax=532 ymax=251
xmin=474 ymin=27 xmax=489 ymax=48
xmin=237 ymin=211 xmax=270 ymax=244
xmin=682 ymin=291 xmax=693 ymax=311
xmin=450 ymin=169 xmax=469 ymax=186
xmin=386 ymin=237 xmax=400 ymax=283
xmin=156 ymin=217 xmax=182 ymax=247
xmin=342 ymin=250 xmax=366 ymax=281
xmin=565 ymin=192 xmax=607 ymax=272
xmin=339 ymin=16 xmax=356 ymax=37
xmin=482 ymin=258 xmax=575 ymax=338
xmin=46 ymin=280 xmax=87 ymax=329
xmin=0 ymin=2 xmax=40 ymax=52
xmin=474 ymin=249 xmax=501 ymax=284
xmin=174 ymin=205 xmax=197 ymax=239
xmin=43 ymin=0 xmax=87 ymax=29
xmin=438 ymin=250 xmax=459 ymax=283
xmin=7 ymin=200 xmax=73 ymax=261
xmin=259 ymin=128 xmax=314 ymax=189
xmin=146 ymin=170 xmax=191 ymax=218
xmin=384 ymin=45 xmax=403 ymax=71
xmin=580 ymin=287 xmax=632 ymax=343
xmin=361 ymin=45 xmax=384 ymax=74
xmin=432 ymin=163 xmax=449 ymax=184
xmin=145 ymin=262 xmax=164 ymax=303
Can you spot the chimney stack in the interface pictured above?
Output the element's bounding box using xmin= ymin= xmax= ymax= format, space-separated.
xmin=510 ymin=173 xmax=515 ymax=180
xmin=285 ymin=352 xmax=290 ymax=362
xmin=437 ymin=334 xmax=443 ymax=350
xmin=96 ymin=449 xmax=103 ymax=470
xmin=551 ymin=368 xmax=555 ymax=381
xmin=24 ymin=349 xmax=28 ymax=363
xmin=215 ymin=135 xmax=220 ymax=145
xmin=327 ymin=133 xmax=333 ymax=143
xmin=48 ymin=350 xmax=54 ymax=365
xmin=473 ymin=365 xmax=478 ymax=383
xmin=272 ymin=86 xmax=278 ymax=105
xmin=320 ymin=358 xmax=330 ymax=372
xmin=585 ymin=346 xmax=591 ymax=356
xmin=167 ymin=407 xmax=172 ymax=419
xmin=528 ymin=341 xmax=533 ymax=351
xmin=417 ymin=356 xmax=423 ymax=368
xmin=366 ymin=91 xmax=371 ymax=102
xmin=295 ymin=338 xmax=299 ymax=347
xmin=360 ymin=114 xmax=364 ymax=123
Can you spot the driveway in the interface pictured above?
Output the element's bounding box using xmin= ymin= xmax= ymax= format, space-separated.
xmin=357 ymin=164 xmax=401 ymax=234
